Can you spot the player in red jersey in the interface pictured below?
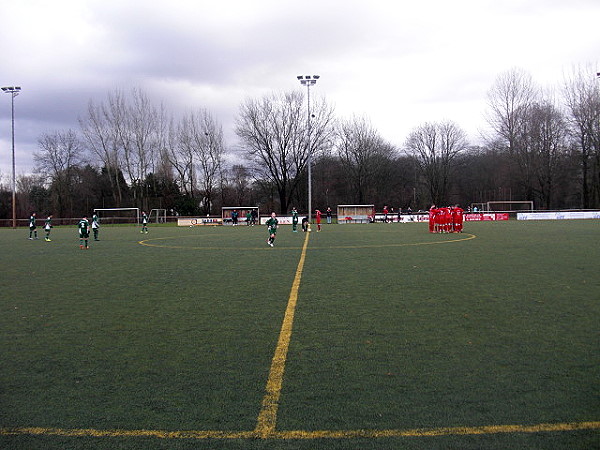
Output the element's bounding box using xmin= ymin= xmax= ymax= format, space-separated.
xmin=428 ymin=205 xmax=436 ymax=233
xmin=434 ymin=207 xmax=445 ymax=233
xmin=452 ymin=205 xmax=464 ymax=232
xmin=315 ymin=209 xmax=322 ymax=232
xmin=443 ymin=207 xmax=453 ymax=233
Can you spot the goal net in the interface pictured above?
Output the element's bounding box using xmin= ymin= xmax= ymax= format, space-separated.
xmin=149 ymin=208 xmax=167 ymax=224
xmin=93 ymin=208 xmax=140 ymax=225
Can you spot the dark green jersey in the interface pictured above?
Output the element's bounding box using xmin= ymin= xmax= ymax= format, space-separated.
xmin=292 ymin=210 xmax=298 ymax=223
xmin=78 ymin=219 xmax=90 ymax=232
xmin=44 ymin=217 xmax=52 ymax=229
xmin=266 ymin=217 xmax=278 ymax=233
xmin=29 ymin=215 xmax=36 ymax=228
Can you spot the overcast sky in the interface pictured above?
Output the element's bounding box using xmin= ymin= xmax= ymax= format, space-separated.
xmin=0 ymin=0 xmax=598 ymax=177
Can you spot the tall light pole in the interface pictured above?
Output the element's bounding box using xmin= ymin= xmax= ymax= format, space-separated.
xmin=2 ymin=86 xmax=21 ymax=229
xmin=297 ymin=75 xmax=319 ymax=223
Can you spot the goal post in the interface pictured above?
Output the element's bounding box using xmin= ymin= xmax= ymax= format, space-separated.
xmin=93 ymin=208 xmax=140 ymax=225
xmin=149 ymin=208 xmax=167 ymax=224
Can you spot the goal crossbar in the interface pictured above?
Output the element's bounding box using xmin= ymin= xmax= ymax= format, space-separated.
xmin=486 ymin=201 xmax=534 ymax=212
xmin=149 ymin=208 xmax=167 ymax=224
xmin=93 ymin=208 xmax=140 ymax=225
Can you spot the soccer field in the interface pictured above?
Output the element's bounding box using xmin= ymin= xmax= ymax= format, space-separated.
xmin=1 ymin=220 xmax=598 ymax=449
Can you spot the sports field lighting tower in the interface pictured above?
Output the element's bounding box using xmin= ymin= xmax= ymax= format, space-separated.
xmin=2 ymin=86 xmax=21 ymax=229
xmin=297 ymin=75 xmax=319 ymax=223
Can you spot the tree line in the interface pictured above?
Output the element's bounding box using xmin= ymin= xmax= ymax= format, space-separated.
xmin=1 ymin=66 xmax=599 ymax=223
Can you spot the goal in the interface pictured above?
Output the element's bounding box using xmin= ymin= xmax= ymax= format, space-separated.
xmin=93 ymin=208 xmax=140 ymax=225
xmin=486 ymin=201 xmax=534 ymax=212
xmin=149 ymin=208 xmax=167 ymax=223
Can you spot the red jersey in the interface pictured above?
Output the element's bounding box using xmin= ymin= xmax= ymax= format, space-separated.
xmin=452 ymin=207 xmax=464 ymax=231
xmin=428 ymin=206 xmax=437 ymax=232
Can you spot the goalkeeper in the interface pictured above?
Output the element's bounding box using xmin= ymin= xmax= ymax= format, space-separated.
xmin=141 ymin=211 xmax=149 ymax=234
xmin=92 ymin=213 xmax=100 ymax=241
xmin=265 ymin=212 xmax=278 ymax=247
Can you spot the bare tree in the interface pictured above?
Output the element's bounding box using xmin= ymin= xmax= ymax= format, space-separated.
xmin=236 ymin=90 xmax=335 ymax=213
xmin=116 ymin=88 xmax=162 ymax=207
xmin=34 ymin=129 xmax=84 ymax=216
xmin=80 ymin=98 xmax=124 ymax=205
xmin=80 ymin=88 xmax=164 ymax=209
xmin=563 ymin=66 xmax=600 ymax=207
xmin=336 ymin=115 xmax=394 ymax=204
xmin=486 ymin=68 xmax=538 ymax=152
xmin=486 ymin=68 xmax=539 ymax=199
xmin=526 ymin=98 xmax=569 ymax=208
xmin=229 ymin=164 xmax=252 ymax=206
xmin=165 ymin=116 xmax=195 ymax=197
xmin=405 ymin=121 xmax=468 ymax=205
xmin=192 ymin=110 xmax=225 ymax=215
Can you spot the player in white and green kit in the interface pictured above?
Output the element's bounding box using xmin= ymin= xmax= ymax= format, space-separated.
xmin=92 ymin=213 xmax=100 ymax=241
xmin=78 ymin=216 xmax=90 ymax=249
xmin=141 ymin=211 xmax=148 ymax=234
xmin=291 ymin=207 xmax=298 ymax=232
xmin=265 ymin=212 xmax=278 ymax=247
xmin=44 ymin=214 xmax=53 ymax=241
xmin=28 ymin=212 xmax=38 ymax=240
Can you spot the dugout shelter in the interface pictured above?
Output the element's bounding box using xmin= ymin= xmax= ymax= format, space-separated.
xmin=337 ymin=205 xmax=375 ymax=224
xmin=221 ymin=207 xmax=259 ymax=225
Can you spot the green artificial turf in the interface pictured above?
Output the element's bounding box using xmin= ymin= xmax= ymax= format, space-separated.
xmin=0 ymin=220 xmax=598 ymax=449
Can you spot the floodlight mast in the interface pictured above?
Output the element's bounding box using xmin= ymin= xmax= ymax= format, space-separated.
xmin=2 ymin=86 xmax=21 ymax=229
xmin=297 ymin=75 xmax=319 ymax=223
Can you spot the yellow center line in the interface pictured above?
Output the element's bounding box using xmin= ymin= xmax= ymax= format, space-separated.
xmin=254 ymin=231 xmax=311 ymax=437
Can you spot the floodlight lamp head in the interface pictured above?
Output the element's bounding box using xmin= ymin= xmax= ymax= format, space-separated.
xmin=313 ymin=75 xmax=320 ymax=79
xmin=297 ymin=75 xmax=303 ymax=80
xmin=1 ymin=86 xmax=21 ymax=94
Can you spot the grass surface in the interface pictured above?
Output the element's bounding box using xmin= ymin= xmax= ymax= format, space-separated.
xmin=0 ymin=220 xmax=598 ymax=449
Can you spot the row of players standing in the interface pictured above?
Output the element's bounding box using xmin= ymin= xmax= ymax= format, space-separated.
xmin=28 ymin=212 xmax=102 ymax=247
xmin=291 ymin=207 xmax=332 ymax=232
xmin=27 ymin=211 xmax=150 ymax=248
xmin=231 ymin=207 xmax=333 ymax=229
xmin=428 ymin=205 xmax=464 ymax=233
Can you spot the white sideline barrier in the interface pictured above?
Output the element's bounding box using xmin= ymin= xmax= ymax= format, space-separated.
xmin=517 ymin=211 xmax=600 ymax=220
xmin=178 ymin=217 xmax=223 ymax=226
